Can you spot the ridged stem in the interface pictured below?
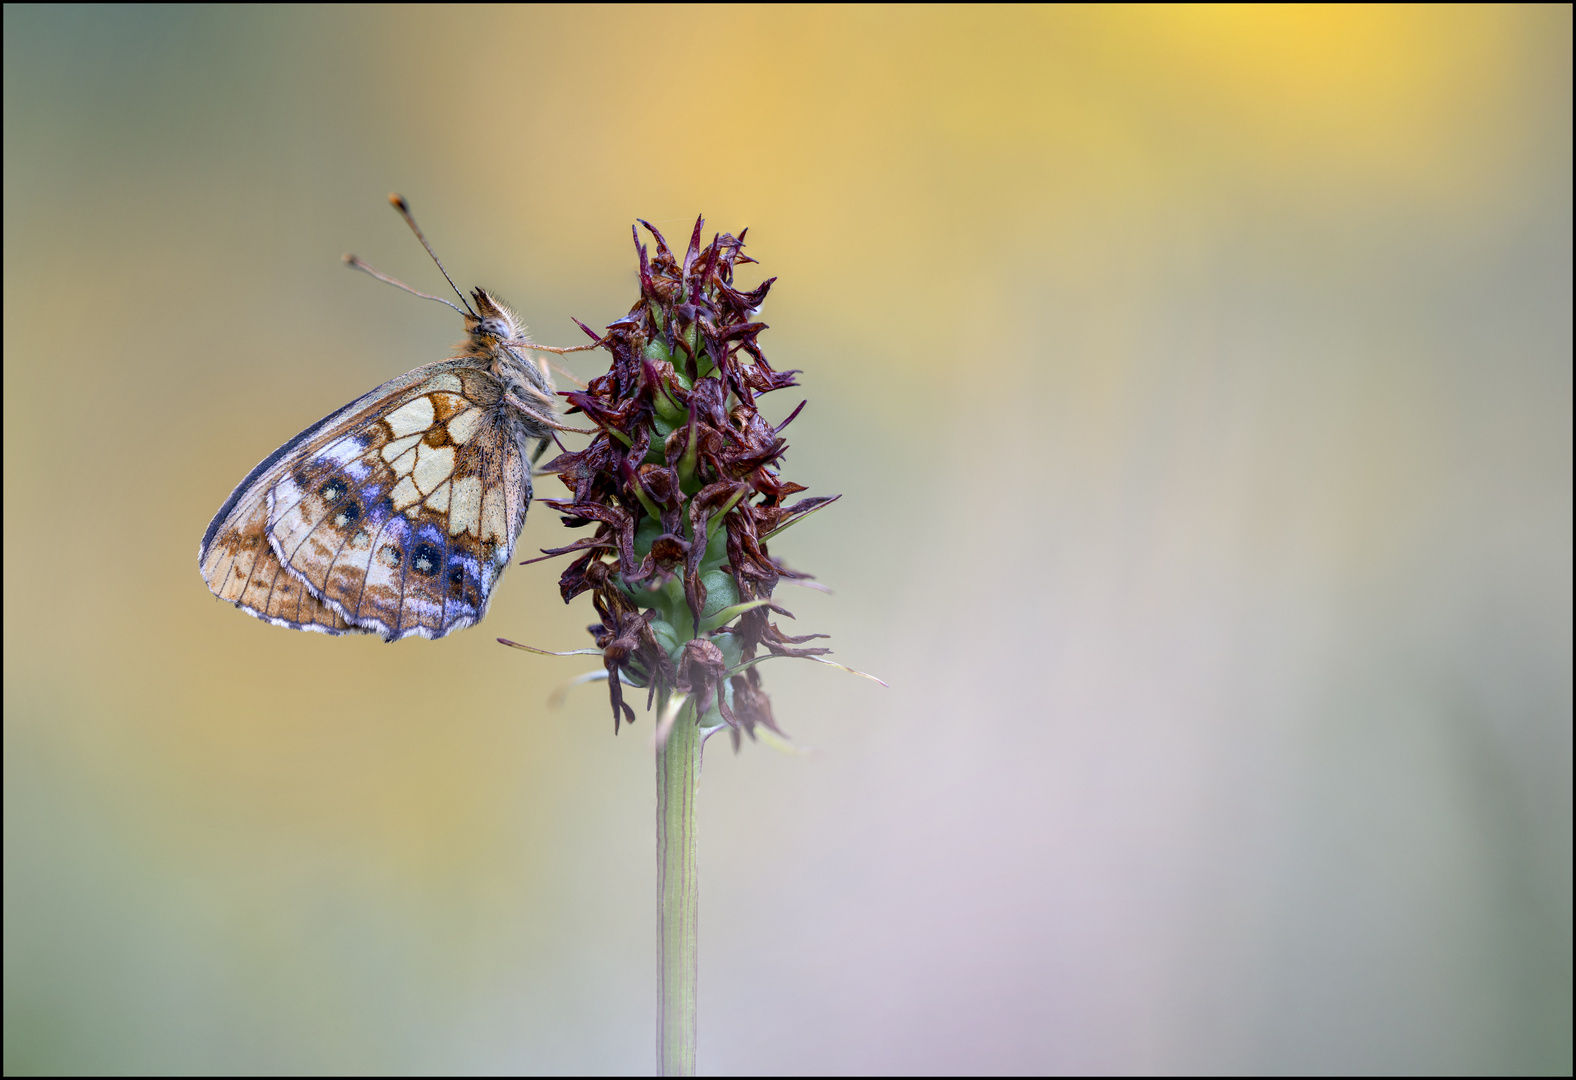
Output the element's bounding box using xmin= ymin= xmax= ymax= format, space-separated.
xmin=656 ymin=695 xmax=700 ymax=1075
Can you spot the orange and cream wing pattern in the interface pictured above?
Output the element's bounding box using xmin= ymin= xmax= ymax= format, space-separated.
xmin=199 ymin=361 xmax=533 ymax=641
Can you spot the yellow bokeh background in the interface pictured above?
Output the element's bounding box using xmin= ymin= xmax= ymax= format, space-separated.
xmin=4 ymin=5 xmax=1569 ymax=1073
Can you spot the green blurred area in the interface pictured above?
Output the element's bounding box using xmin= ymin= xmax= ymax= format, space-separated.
xmin=4 ymin=5 xmax=1570 ymax=1074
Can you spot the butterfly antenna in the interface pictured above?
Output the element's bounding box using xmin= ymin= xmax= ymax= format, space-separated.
xmin=342 ymin=255 xmax=468 ymax=316
xmin=388 ymin=193 xmax=476 ymax=317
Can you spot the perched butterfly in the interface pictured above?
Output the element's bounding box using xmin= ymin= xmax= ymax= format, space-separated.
xmin=199 ymin=195 xmax=592 ymax=641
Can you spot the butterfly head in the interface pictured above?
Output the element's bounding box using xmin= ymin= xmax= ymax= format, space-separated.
xmin=465 ymin=288 xmax=524 ymax=348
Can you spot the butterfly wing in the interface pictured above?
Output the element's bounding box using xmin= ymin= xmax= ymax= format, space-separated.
xmin=197 ymin=370 xmax=439 ymax=637
xmin=200 ymin=361 xmax=533 ymax=640
xmin=200 ymin=487 xmax=370 ymax=635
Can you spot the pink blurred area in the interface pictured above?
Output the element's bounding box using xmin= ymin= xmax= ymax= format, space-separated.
xmin=4 ymin=6 xmax=1569 ymax=1074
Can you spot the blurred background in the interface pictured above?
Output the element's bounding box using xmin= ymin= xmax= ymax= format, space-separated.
xmin=4 ymin=5 xmax=1570 ymax=1074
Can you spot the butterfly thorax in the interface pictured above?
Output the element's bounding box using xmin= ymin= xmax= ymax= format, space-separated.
xmin=461 ymin=287 xmax=557 ymax=439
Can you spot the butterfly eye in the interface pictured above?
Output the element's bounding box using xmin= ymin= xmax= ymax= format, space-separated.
xmin=478 ymin=317 xmax=510 ymax=339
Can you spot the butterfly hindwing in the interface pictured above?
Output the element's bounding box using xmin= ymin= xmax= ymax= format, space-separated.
xmin=200 ymin=361 xmax=533 ymax=641
xmin=203 ymin=490 xmax=369 ymax=635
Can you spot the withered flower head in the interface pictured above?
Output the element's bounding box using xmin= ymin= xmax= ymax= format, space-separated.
xmin=524 ymin=218 xmax=838 ymax=749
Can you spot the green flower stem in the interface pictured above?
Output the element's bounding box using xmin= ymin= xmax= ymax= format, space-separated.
xmin=703 ymin=489 xmax=747 ymax=549
xmin=698 ymin=598 xmax=772 ymax=635
xmin=632 ymin=481 xmax=663 ymax=523
xmin=656 ymin=693 xmax=701 ymax=1076
xmin=678 ymin=419 xmax=700 ymax=485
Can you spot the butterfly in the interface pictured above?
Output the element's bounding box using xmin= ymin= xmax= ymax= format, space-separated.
xmin=198 ymin=195 xmax=592 ymax=642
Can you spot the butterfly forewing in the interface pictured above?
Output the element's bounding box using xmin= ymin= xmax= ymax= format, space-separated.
xmin=200 ymin=361 xmax=534 ymax=641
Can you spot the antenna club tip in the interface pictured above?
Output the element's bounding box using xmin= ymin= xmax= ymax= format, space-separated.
xmin=341 ymin=253 xmax=357 ymax=265
xmin=388 ymin=192 xmax=409 ymax=212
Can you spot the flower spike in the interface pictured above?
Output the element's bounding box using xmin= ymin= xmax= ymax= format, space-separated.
xmin=505 ymin=217 xmax=857 ymax=746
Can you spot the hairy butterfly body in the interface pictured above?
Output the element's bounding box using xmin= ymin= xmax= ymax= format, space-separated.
xmin=200 ymin=203 xmax=570 ymax=642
